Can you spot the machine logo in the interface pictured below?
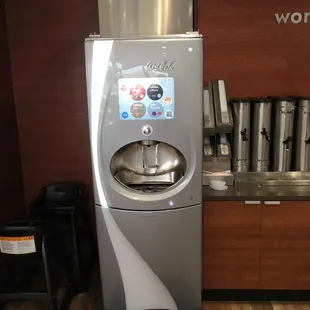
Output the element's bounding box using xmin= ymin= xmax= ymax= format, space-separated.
xmin=145 ymin=61 xmax=176 ymax=71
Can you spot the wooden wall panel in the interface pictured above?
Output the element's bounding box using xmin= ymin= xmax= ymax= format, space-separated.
xmin=5 ymin=0 xmax=310 ymax=205
xmin=0 ymin=1 xmax=24 ymax=220
xmin=197 ymin=0 xmax=310 ymax=97
xmin=5 ymin=0 xmax=99 ymax=205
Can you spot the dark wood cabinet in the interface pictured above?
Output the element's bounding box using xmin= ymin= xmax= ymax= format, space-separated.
xmin=203 ymin=200 xmax=310 ymax=290
xmin=203 ymin=201 xmax=261 ymax=289
xmin=260 ymin=201 xmax=310 ymax=289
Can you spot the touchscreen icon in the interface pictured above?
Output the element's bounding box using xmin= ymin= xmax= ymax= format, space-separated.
xmin=164 ymin=97 xmax=172 ymax=105
xmin=120 ymin=85 xmax=127 ymax=91
xmin=148 ymin=102 xmax=164 ymax=118
xmin=129 ymin=84 xmax=146 ymax=101
xmin=147 ymin=84 xmax=163 ymax=100
xmin=130 ymin=103 xmax=146 ymax=118
xmin=121 ymin=112 xmax=129 ymax=119
xmin=165 ymin=111 xmax=173 ymax=118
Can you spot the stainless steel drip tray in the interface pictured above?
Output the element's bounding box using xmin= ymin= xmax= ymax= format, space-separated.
xmin=114 ymin=170 xmax=183 ymax=186
xmin=128 ymin=184 xmax=171 ymax=193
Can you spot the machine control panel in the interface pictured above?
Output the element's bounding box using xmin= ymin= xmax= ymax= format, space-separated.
xmin=118 ymin=77 xmax=175 ymax=120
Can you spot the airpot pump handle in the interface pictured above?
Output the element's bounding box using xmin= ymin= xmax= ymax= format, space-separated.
xmin=240 ymin=128 xmax=248 ymax=142
xmin=261 ymin=128 xmax=271 ymax=142
xmin=283 ymin=136 xmax=292 ymax=150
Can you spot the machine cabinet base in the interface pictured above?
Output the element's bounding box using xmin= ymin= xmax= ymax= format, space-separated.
xmin=95 ymin=204 xmax=202 ymax=310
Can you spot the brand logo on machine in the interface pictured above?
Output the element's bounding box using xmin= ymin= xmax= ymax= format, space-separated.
xmin=145 ymin=61 xmax=176 ymax=71
xmin=274 ymin=12 xmax=310 ymax=24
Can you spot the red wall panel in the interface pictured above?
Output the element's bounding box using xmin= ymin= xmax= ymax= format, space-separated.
xmin=197 ymin=0 xmax=310 ymax=97
xmin=5 ymin=0 xmax=310 ymax=205
xmin=0 ymin=1 xmax=24 ymax=220
xmin=5 ymin=0 xmax=99 ymax=205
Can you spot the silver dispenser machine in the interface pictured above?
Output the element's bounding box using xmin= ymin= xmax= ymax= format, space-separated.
xmin=293 ymin=97 xmax=310 ymax=171
xmin=271 ymin=98 xmax=295 ymax=172
xmin=231 ymin=99 xmax=251 ymax=172
xmin=85 ymin=34 xmax=203 ymax=310
xmin=250 ymin=98 xmax=272 ymax=172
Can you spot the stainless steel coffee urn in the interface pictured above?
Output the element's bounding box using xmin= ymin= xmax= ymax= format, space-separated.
xmin=231 ymin=99 xmax=251 ymax=172
xmin=271 ymin=98 xmax=295 ymax=172
xmin=293 ymin=97 xmax=310 ymax=171
xmin=250 ymin=98 xmax=272 ymax=172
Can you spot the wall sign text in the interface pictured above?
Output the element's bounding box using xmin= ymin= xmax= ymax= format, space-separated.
xmin=275 ymin=12 xmax=310 ymax=24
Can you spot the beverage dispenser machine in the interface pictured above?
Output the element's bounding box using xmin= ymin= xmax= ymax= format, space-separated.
xmin=85 ymin=34 xmax=203 ymax=310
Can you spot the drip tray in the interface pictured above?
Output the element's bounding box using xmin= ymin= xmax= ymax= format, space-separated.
xmin=114 ymin=171 xmax=183 ymax=186
xmin=128 ymin=184 xmax=171 ymax=193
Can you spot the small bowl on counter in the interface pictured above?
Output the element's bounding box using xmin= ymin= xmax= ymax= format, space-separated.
xmin=209 ymin=180 xmax=228 ymax=191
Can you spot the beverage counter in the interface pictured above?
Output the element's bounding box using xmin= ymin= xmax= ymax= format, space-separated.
xmin=203 ymin=185 xmax=310 ymax=201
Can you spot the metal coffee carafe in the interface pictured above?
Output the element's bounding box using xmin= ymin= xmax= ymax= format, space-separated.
xmin=292 ymin=97 xmax=310 ymax=171
xmin=231 ymin=98 xmax=250 ymax=172
xmin=250 ymin=98 xmax=272 ymax=172
xmin=271 ymin=98 xmax=295 ymax=172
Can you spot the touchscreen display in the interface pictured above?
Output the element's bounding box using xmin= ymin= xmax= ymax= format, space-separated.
xmin=118 ymin=77 xmax=175 ymax=120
